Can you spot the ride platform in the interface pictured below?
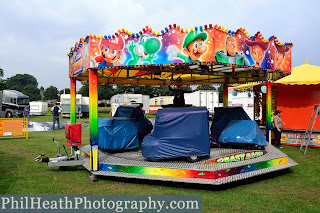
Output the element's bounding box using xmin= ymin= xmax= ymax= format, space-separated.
xmin=81 ymin=144 xmax=297 ymax=185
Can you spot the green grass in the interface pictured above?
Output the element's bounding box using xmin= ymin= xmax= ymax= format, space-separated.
xmin=0 ymin=111 xmax=319 ymax=213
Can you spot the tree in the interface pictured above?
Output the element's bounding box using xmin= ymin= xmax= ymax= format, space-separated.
xmin=24 ymin=84 xmax=41 ymax=101
xmin=79 ymin=83 xmax=116 ymax=100
xmin=98 ymin=85 xmax=114 ymax=100
xmin=59 ymin=88 xmax=70 ymax=95
xmin=0 ymin=67 xmax=3 ymax=78
xmin=44 ymin=86 xmax=59 ymax=100
xmin=113 ymin=85 xmax=134 ymax=94
xmin=78 ymin=84 xmax=189 ymax=100
xmin=133 ymin=86 xmax=155 ymax=97
xmin=0 ymin=67 xmax=7 ymax=90
xmin=0 ymin=82 xmax=6 ymax=91
xmin=10 ymin=85 xmax=21 ymax=92
xmin=151 ymin=86 xmax=173 ymax=97
xmin=78 ymin=82 xmax=89 ymax=97
xmin=6 ymin=74 xmax=38 ymax=91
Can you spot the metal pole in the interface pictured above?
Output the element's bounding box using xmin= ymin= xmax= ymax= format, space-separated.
xmin=300 ymin=105 xmax=316 ymax=152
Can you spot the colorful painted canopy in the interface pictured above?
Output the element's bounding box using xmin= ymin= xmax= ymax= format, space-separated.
xmin=68 ymin=24 xmax=293 ymax=86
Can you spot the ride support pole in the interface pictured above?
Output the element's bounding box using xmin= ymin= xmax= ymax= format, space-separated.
xmin=223 ymin=83 xmax=228 ymax=107
xmin=266 ymin=80 xmax=272 ymax=144
xmin=70 ymin=78 xmax=76 ymax=124
xmin=89 ymin=69 xmax=99 ymax=171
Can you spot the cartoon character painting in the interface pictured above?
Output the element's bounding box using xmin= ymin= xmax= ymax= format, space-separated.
xmin=93 ymin=35 xmax=125 ymax=67
xmin=215 ymin=35 xmax=249 ymax=66
xmin=82 ymin=43 xmax=89 ymax=71
xmin=69 ymin=54 xmax=74 ymax=77
xmin=245 ymin=38 xmax=269 ymax=67
xmin=127 ymin=35 xmax=161 ymax=65
xmin=167 ymin=31 xmax=208 ymax=63
xmin=274 ymin=43 xmax=290 ymax=70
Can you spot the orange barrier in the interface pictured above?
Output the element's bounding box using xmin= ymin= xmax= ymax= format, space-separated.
xmin=0 ymin=118 xmax=28 ymax=139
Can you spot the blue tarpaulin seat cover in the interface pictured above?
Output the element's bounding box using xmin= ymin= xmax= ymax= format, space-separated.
xmin=142 ymin=107 xmax=210 ymax=159
xmin=114 ymin=105 xmax=153 ymax=138
xmin=98 ymin=117 xmax=139 ymax=151
xmin=210 ymin=107 xmax=251 ymax=140
xmin=219 ymin=120 xmax=267 ymax=146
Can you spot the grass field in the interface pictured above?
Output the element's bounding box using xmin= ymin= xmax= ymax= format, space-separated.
xmin=0 ymin=110 xmax=319 ymax=212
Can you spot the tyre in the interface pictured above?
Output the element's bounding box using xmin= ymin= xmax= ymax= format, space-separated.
xmin=186 ymin=156 xmax=201 ymax=163
xmin=5 ymin=111 xmax=13 ymax=118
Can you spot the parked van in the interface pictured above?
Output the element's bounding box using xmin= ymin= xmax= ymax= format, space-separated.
xmin=1 ymin=90 xmax=29 ymax=118
xmin=29 ymin=101 xmax=48 ymax=116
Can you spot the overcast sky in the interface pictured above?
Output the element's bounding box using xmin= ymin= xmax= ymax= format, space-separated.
xmin=1 ymin=0 xmax=319 ymax=90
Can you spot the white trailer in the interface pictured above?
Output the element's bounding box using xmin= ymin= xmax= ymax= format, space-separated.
xmin=184 ymin=90 xmax=219 ymax=119
xmin=81 ymin=97 xmax=89 ymax=117
xmin=149 ymin=96 xmax=174 ymax=114
xmin=60 ymin=94 xmax=89 ymax=118
xmin=110 ymin=94 xmax=150 ymax=116
xmin=228 ymin=87 xmax=254 ymax=120
xmin=29 ymin=101 xmax=48 ymax=116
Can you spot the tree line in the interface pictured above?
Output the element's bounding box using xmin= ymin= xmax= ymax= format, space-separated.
xmin=0 ymin=68 xmax=221 ymax=102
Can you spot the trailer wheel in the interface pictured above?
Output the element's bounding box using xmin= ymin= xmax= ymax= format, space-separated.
xmin=5 ymin=111 xmax=13 ymax=118
xmin=186 ymin=156 xmax=201 ymax=163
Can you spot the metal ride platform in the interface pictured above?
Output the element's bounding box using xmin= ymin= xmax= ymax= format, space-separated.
xmin=81 ymin=144 xmax=297 ymax=185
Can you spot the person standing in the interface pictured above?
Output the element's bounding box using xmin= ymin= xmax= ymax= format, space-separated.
xmin=168 ymin=77 xmax=192 ymax=107
xmin=51 ymin=103 xmax=62 ymax=130
xmin=271 ymin=110 xmax=286 ymax=148
xmin=23 ymin=105 xmax=30 ymax=123
xmin=139 ymin=103 xmax=145 ymax=114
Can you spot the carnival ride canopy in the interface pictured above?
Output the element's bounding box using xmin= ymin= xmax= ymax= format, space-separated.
xmin=68 ymin=24 xmax=292 ymax=86
xmin=234 ymin=62 xmax=320 ymax=91
xmin=274 ymin=62 xmax=320 ymax=85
